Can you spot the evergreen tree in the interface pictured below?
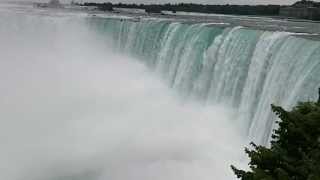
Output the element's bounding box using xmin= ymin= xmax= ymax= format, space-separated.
xmin=231 ymin=89 xmax=320 ymax=180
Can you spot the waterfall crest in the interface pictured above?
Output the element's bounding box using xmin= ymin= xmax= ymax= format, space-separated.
xmin=90 ymin=18 xmax=320 ymax=144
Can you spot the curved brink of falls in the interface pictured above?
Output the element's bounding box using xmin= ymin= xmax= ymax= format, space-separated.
xmin=89 ymin=18 xmax=320 ymax=145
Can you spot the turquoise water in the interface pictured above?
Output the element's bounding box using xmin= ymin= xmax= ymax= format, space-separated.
xmin=89 ymin=18 xmax=320 ymax=145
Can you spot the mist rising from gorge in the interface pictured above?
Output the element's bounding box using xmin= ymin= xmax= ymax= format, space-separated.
xmin=0 ymin=12 xmax=246 ymax=180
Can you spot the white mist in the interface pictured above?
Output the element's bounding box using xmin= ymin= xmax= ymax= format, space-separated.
xmin=0 ymin=10 xmax=246 ymax=180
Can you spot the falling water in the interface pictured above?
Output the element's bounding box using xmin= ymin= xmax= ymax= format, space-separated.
xmin=1 ymin=4 xmax=320 ymax=180
xmin=89 ymin=18 xmax=320 ymax=144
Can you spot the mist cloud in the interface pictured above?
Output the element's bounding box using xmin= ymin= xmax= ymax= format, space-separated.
xmin=0 ymin=9 xmax=247 ymax=180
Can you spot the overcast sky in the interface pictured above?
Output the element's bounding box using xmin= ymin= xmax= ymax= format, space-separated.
xmin=67 ymin=0 xmax=320 ymax=5
xmin=4 ymin=0 xmax=320 ymax=5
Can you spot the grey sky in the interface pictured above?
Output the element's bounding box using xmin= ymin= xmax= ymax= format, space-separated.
xmin=4 ymin=0 xmax=320 ymax=5
xmin=63 ymin=0 xmax=319 ymax=5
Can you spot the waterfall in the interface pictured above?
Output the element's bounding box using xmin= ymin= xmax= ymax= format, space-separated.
xmin=1 ymin=5 xmax=320 ymax=179
xmin=89 ymin=18 xmax=320 ymax=145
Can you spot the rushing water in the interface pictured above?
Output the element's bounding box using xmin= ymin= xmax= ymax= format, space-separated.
xmin=1 ymin=3 xmax=320 ymax=180
xmin=89 ymin=18 xmax=320 ymax=145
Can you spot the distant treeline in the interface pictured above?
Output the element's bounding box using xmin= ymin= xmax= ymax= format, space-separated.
xmin=293 ymin=0 xmax=320 ymax=7
xmin=80 ymin=2 xmax=114 ymax=11
xmin=79 ymin=0 xmax=320 ymax=18
xmin=118 ymin=3 xmax=282 ymax=15
xmin=80 ymin=2 xmax=281 ymax=15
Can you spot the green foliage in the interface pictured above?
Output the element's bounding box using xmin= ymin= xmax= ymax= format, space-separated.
xmin=231 ymin=91 xmax=320 ymax=180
